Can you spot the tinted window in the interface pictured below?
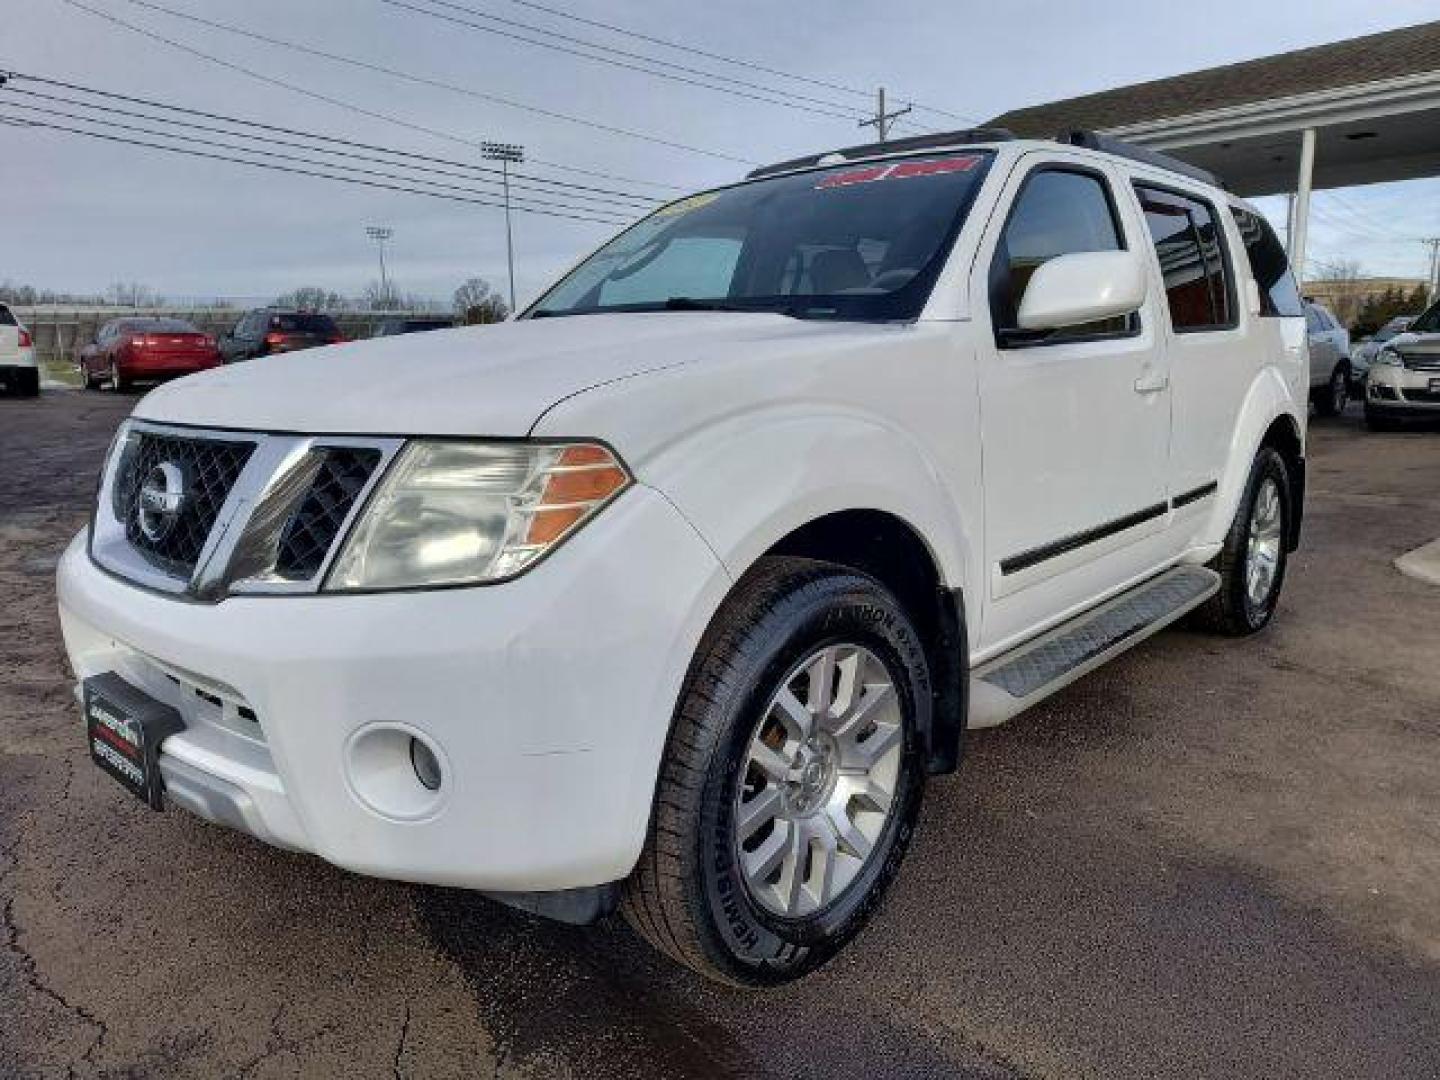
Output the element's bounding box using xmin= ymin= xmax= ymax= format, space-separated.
xmin=0 ymin=305 xmax=14 ymax=327
xmin=1304 ymin=306 xmax=1321 ymax=332
xmin=270 ymin=312 xmax=339 ymax=334
xmin=1136 ymin=185 xmax=1235 ymax=332
xmin=991 ymin=167 xmax=1130 ymax=342
xmin=1229 ymin=207 xmax=1302 ymax=318
xmin=532 ymin=151 xmax=993 ymax=323
xmin=1412 ymin=302 xmax=1440 ymax=333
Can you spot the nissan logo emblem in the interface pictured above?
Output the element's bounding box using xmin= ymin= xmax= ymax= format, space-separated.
xmin=137 ymin=461 xmax=187 ymax=542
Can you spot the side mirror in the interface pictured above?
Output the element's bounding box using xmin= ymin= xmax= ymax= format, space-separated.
xmin=1017 ymin=250 xmax=1148 ymax=331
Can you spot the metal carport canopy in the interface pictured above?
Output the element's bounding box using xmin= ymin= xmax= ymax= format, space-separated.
xmin=987 ymin=20 xmax=1440 ymax=276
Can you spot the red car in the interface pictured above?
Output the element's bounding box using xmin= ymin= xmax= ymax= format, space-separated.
xmin=80 ymin=317 xmax=221 ymax=391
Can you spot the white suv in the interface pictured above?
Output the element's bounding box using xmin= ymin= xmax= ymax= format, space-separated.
xmin=58 ymin=130 xmax=1308 ymax=985
xmin=0 ymin=302 xmax=40 ymax=397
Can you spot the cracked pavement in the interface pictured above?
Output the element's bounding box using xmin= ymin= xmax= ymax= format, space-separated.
xmin=2 ymin=389 xmax=1439 ymax=1078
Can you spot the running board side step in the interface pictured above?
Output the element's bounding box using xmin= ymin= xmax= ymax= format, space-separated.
xmin=968 ymin=565 xmax=1220 ymax=729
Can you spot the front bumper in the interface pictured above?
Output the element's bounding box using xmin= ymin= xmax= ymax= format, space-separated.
xmin=58 ymin=484 xmax=731 ymax=891
xmin=1366 ymin=365 xmax=1440 ymax=418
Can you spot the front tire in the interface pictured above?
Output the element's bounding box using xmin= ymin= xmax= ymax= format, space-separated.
xmin=622 ymin=556 xmax=930 ymax=986
xmin=1195 ymin=447 xmax=1292 ymax=636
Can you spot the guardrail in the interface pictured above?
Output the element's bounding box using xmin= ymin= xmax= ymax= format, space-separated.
xmin=12 ymin=306 xmax=454 ymax=365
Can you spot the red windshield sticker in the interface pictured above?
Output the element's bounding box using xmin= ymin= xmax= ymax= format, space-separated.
xmin=816 ymin=155 xmax=980 ymax=189
xmin=816 ymin=165 xmax=890 ymax=189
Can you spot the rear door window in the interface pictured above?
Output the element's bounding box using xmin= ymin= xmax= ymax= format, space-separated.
xmin=0 ymin=305 xmax=15 ymax=326
xmin=1135 ymin=184 xmax=1236 ymax=333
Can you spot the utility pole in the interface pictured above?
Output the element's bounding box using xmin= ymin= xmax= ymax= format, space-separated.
xmin=365 ymin=226 xmax=393 ymax=307
xmin=482 ymin=141 xmax=525 ymax=312
xmin=1423 ymin=237 xmax=1440 ymax=304
xmin=858 ymin=87 xmax=912 ymax=144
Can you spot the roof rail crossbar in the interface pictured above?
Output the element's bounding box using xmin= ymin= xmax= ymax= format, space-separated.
xmin=746 ymin=128 xmax=1015 ymax=180
xmin=1056 ymin=130 xmax=1223 ymax=188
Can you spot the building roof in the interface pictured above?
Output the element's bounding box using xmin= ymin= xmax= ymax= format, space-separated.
xmin=987 ymin=20 xmax=1440 ymax=137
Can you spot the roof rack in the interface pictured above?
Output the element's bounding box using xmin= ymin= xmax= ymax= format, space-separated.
xmin=1055 ymin=130 xmax=1223 ymax=188
xmin=746 ymin=128 xmax=1016 ymax=180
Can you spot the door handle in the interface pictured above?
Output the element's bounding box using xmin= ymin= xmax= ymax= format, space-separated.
xmin=1134 ymin=372 xmax=1169 ymax=394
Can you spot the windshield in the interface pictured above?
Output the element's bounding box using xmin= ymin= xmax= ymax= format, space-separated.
xmin=1411 ymin=303 xmax=1440 ymax=334
xmin=529 ymin=151 xmax=994 ymax=322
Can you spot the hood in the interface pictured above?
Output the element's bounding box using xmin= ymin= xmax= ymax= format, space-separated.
xmin=133 ymin=313 xmax=873 ymax=435
xmin=1387 ymin=330 xmax=1440 ymax=355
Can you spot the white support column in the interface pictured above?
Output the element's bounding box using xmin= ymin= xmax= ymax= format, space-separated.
xmin=1289 ymin=128 xmax=1317 ymax=286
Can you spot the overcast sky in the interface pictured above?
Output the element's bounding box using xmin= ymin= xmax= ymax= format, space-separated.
xmin=3 ymin=0 xmax=1438 ymax=308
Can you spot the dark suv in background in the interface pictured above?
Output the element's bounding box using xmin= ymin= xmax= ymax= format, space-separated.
xmin=220 ymin=309 xmax=344 ymax=363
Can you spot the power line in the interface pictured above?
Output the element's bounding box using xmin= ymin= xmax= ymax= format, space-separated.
xmin=0 ymin=110 xmax=632 ymax=225
xmin=377 ymin=0 xmax=865 ymax=121
xmin=112 ymin=0 xmax=715 ymax=186
xmin=2 ymin=79 xmax=658 ymax=210
xmin=0 ymin=98 xmax=634 ymax=221
xmin=494 ymin=0 xmax=981 ymax=125
xmin=57 ymin=0 xmax=751 ymax=171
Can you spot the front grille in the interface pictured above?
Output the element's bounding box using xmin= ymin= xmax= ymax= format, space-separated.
xmin=1401 ymin=388 xmax=1440 ymax=404
xmin=274 ymin=448 xmax=382 ymax=579
xmin=113 ymin=433 xmax=255 ymax=576
xmin=1400 ymin=352 xmax=1440 ymax=372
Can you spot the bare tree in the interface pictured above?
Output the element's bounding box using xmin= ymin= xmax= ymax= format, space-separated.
xmin=106 ymin=281 xmax=163 ymax=308
xmin=453 ymin=277 xmax=510 ymax=324
xmin=275 ymin=286 xmax=345 ymax=310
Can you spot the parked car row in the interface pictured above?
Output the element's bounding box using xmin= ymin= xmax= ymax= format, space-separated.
xmin=1302 ymin=300 xmax=1440 ymax=429
xmin=75 ymin=308 xmax=454 ymax=391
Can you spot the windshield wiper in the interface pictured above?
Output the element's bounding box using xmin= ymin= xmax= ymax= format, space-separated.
xmin=662 ymin=297 xmax=749 ymax=312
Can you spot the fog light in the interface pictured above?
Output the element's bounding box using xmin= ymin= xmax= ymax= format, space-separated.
xmin=410 ymin=737 xmax=442 ymax=791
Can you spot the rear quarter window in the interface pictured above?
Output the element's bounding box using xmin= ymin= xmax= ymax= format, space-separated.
xmin=0 ymin=304 xmax=15 ymax=326
xmin=1230 ymin=206 xmax=1303 ymax=318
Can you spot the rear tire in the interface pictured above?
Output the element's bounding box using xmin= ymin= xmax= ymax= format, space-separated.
xmin=110 ymin=362 xmax=131 ymax=393
xmin=1194 ymin=447 xmax=1291 ymax=636
xmin=621 ymin=556 xmax=930 ymax=986
xmin=14 ymin=368 xmax=40 ymax=397
xmin=1313 ymin=365 xmax=1349 ymax=417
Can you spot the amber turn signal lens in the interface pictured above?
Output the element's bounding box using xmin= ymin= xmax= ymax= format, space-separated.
xmin=523 ymin=444 xmax=629 ymax=547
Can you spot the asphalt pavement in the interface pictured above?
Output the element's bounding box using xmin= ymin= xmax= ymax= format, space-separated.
xmin=2 ymin=388 xmax=1438 ymax=1079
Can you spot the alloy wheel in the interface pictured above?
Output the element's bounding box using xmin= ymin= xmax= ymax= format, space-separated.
xmin=1331 ymin=370 xmax=1348 ymax=414
xmin=734 ymin=643 xmax=903 ymax=919
xmin=1245 ymin=477 xmax=1283 ymax=612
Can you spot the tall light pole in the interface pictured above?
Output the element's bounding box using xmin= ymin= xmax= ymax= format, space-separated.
xmin=482 ymin=141 xmax=524 ymax=312
xmin=365 ymin=225 xmax=393 ymax=307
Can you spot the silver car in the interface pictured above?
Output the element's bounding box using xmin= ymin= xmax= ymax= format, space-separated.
xmin=1350 ymin=315 xmax=1413 ymax=386
xmin=1304 ymin=301 xmax=1351 ymax=417
xmin=1365 ymin=300 xmax=1440 ymax=430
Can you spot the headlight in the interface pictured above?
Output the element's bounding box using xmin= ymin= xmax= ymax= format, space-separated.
xmin=325 ymin=440 xmax=630 ymax=591
xmin=1372 ymin=347 xmax=1403 ymax=369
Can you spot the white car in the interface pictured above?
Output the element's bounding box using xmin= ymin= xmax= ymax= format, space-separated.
xmin=1351 ymin=315 xmax=1413 ymax=385
xmin=1303 ymin=301 xmax=1351 ymax=417
xmin=0 ymin=302 xmax=40 ymax=397
xmin=1365 ymin=301 xmax=1440 ymax=429
xmin=58 ymin=129 xmax=1309 ymax=985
